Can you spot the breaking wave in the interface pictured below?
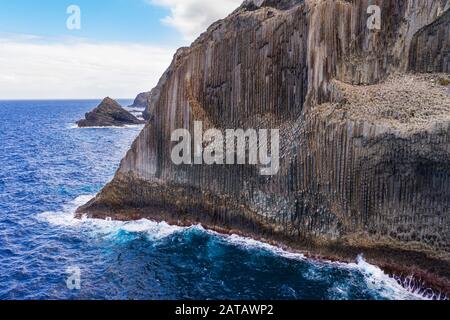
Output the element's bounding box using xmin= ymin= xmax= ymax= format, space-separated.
xmin=37 ymin=195 xmax=185 ymax=242
xmin=349 ymin=255 xmax=444 ymax=300
xmin=36 ymin=195 xmax=445 ymax=301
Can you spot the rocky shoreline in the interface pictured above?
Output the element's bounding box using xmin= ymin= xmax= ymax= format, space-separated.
xmin=77 ymin=0 xmax=450 ymax=298
xmin=76 ymin=192 xmax=450 ymax=298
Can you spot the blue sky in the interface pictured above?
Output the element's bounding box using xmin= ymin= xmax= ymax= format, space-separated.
xmin=0 ymin=0 xmax=180 ymax=45
xmin=0 ymin=0 xmax=242 ymax=99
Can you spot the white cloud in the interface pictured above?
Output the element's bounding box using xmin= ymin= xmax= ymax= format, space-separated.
xmin=0 ymin=37 xmax=176 ymax=99
xmin=0 ymin=1 xmax=244 ymax=99
xmin=150 ymin=0 xmax=242 ymax=41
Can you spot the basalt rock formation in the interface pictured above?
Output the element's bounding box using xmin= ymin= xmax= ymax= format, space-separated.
xmin=77 ymin=97 xmax=145 ymax=127
xmin=409 ymin=8 xmax=450 ymax=73
xmin=78 ymin=0 xmax=450 ymax=293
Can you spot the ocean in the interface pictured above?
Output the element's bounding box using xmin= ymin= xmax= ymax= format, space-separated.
xmin=0 ymin=100 xmax=432 ymax=300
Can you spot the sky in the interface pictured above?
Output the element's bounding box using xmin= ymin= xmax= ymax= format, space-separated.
xmin=0 ymin=0 xmax=242 ymax=99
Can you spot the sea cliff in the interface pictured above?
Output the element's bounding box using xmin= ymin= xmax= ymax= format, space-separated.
xmin=77 ymin=0 xmax=450 ymax=293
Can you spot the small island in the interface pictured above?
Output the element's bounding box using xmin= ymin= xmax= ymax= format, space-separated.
xmin=77 ymin=97 xmax=145 ymax=128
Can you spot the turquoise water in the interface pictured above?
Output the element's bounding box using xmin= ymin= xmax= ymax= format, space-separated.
xmin=0 ymin=100 xmax=431 ymax=300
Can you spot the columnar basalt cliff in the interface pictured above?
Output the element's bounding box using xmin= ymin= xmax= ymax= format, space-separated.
xmin=409 ymin=8 xmax=450 ymax=73
xmin=78 ymin=0 xmax=450 ymax=292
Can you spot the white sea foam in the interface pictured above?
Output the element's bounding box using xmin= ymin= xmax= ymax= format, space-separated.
xmin=38 ymin=195 xmax=94 ymax=227
xmin=38 ymin=195 xmax=443 ymax=300
xmin=208 ymin=230 xmax=440 ymax=300
xmin=37 ymin=195 xmax=184 ymax=242
xmin=347 ymin=255 xmax=442 ymax=300
xmin=221 ymin=233 xmax=306 ymax=261
xmin=219 ymin=233 xmax=438 ymax=300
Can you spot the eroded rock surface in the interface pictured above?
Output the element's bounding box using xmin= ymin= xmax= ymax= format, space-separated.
xmin=409 ymin=8 xmax=450 ymax=73
xmin=78 ymin=0 xmax=450 ymax=292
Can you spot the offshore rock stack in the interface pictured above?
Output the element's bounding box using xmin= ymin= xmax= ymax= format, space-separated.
xmin=78 ymin=0 xmax=450 ymax=293
xmin=77 ymin=97 xmax=145 ymax=127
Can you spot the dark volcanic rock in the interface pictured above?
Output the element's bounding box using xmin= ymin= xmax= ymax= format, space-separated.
xmin=129 ymin=92 xmax=150 ymax=110
xmin=409 ymin=8 xmax=450 ymax=73
xmin=78 ymin=0 xmax=450 ymax=292
xmin=77 ymin=97 xmax=145 ymax=127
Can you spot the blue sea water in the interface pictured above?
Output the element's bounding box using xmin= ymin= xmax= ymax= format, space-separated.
xmin=0 ymin=100 xmax=432 ymax=300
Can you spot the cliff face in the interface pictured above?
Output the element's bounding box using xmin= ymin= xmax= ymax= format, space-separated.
xmin=78 ymin=0 xmax=450 ymax=290
xmin=409 ymin=8 xmax=450 ymax=73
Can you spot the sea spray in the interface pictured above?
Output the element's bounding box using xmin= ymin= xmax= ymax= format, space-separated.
xmin=36 ymin=195 xmax=440 ymax=301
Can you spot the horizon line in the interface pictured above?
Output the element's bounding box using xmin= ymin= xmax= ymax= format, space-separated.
xmin=0 ymin=98 xmax=135 ymax=101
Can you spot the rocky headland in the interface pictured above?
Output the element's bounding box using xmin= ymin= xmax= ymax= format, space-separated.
xmin=77 ymin=0 xmax=450 ymax=294
xmin=128 ymin=91 xmax=150 ymax=110
xmin=77 ymin=97 xmax=145 ymax=128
